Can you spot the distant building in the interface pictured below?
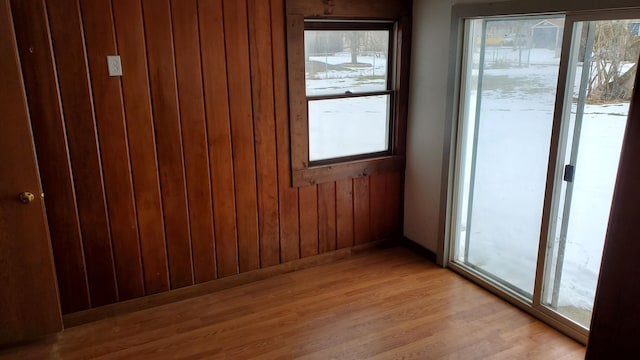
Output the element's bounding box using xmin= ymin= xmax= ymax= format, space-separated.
xmin=532 ymin=19 xmax=563 ymax=49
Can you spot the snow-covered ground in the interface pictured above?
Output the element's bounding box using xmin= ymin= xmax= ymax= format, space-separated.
xmin=306 ymin=53 xmax=390 ymax=160
xmin=305 ymin=46 xmax=633 ymax=322
xmin=459 ymin=47 xmax=630 ymax=318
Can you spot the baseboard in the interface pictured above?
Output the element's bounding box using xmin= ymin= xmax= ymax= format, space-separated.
xmin=63 ymin=240 xmax=387 ymax=328
xmin=399 ymin=237 xmax=438 ymax=264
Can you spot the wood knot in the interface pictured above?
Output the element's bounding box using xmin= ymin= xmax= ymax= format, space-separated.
xmin=322 ymin=0 xmax=334 ymax=15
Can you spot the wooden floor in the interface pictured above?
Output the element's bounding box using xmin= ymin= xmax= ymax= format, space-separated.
xmin=0 ymin=247 xmax=585 ymax=359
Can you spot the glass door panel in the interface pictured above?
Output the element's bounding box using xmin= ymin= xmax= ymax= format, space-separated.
xmin=452 ymin=16 xmax=565 ymax=298
xmin=543 ymin=19 xmax=640 ymax=327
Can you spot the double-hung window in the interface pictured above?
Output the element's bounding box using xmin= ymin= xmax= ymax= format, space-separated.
xmin=286 ymin=0 xmax=411 ymax=186
xmin=304 ymin=23 xmax=393 ymax=163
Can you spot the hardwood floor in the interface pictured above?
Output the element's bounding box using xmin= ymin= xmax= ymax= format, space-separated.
xmin=0 ymin=246 xmax=585 ymax=359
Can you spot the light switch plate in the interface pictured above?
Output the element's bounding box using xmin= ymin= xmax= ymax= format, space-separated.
xmin=107 ymin=55 xmax=123 ymax=77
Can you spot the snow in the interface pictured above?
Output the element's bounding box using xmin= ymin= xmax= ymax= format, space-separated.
xmin=306 ymin=52 xmax=390 ymax=160
xmin=305 ymin=43 xmax=633 ymax=320
xmin=457 ymin=47 xmax=630 ymax=316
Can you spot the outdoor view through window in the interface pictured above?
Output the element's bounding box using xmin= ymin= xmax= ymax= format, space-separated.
xmin=452 ymin=15 xmax=640 ymax=329
xmin=304 ymin=27 xmax=392 ymax=162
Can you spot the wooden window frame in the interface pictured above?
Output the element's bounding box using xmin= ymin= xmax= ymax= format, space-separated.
xmin=286 ymin=0 xmax=412 ymax=187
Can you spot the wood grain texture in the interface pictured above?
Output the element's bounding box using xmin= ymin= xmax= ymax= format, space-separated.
xmin=0 ymin=0 xmax=63 ymax=343
xmin=15 ymin=0 xmax=408 ymax=314
xmin=62 ymin=241 xmax=384 ymax=328
xmin=170 ymin=0 xmax=217 ymax=283
xmin=318 ymin=182 xmax=337 ymax=253
xmin=80 ymin=0 xmax=144 ymax=302
xmin=370 ymin=172 xmax=402 ymax=240
xmin=393 ymin=15 xmax=412 ymax=156
xmin=285 ymin=13 xmax=308 ymax=171
xmin=142 ymin=0 xmax=194 ymax=289
xmin=299 ymin=186 xmax=319 ymax=258
xmin=47 ymin=0 xmax=118 ymax=309
xmin=354 ymin=176 xmax=372 ymax=245
xmin=336 ymin=179 xmax=354 ymax=249
xmin=10 ymin=0 xmax=89 ymax=314
xmin=286 ymin=0 xmax=412 ymax=18
xmin=198 ymin=0 xmax=239 ymax=278
xmin=222 ymin=0 xmax=261 ymax=273
xmin=587 ymin=56 xmax=640 ymax=359
xmin=272 ymin=0 xmax=301 ymax=263
xmin=248 ymin=0 xmax=281 ymax=269
xmin=112 ymin=0 xmax=170 ymax=295
xmin=0 ymin=248 xmax=584 ymax=358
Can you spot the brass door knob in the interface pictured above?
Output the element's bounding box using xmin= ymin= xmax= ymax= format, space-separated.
xmin=19 ymin=192 xmax=35 ymax=204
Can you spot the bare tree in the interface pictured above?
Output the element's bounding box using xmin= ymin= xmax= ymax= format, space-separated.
xmin=587 ymin=21 xmax=639 ymax=103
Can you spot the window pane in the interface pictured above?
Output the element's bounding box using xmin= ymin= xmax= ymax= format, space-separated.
xmin=308 ymin=95 xmax=390 ymax=161
xmin=453 ymin=16 xmax=564 ymax=297
xmin=542 ymin=19 xmax=640 ymax=329
xmin=305 ymin=30 xmax=389 ymax=96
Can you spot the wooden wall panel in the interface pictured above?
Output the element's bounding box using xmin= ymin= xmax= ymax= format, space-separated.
xmin=142 ymin=0 xmax=194 ymax=289
xmin=80 ymin=0 xmax=144 ymax=302
xmin=353 ymin=176 xmax=372 ymax=245
xmin=198 ymin=0 xmax=238 ymax=278
xmin=14 ymin=0 xmax=406 ymax=314
xmin=112 ymin=0 xmax=169 ymax=295
xmin=10 ymin=0 xmax=89 ymax=314
xmin=336 ymin=179 xmax=354 ymax=249
xmin=48 ymin=0 xmax=119 ymax=308
xmin=370 ymin=172 xmax=403 ymax=240
xmin=318 ymin=182 xmax=337 ymax=253
xmin=222 ymin=0 xmax=260 ymax=273
xmin=272 ymin=0 xmax=301 ymax=263
xmin=248 ymin=0 xmax=281 ymax=268
xmin=299 ymin=186 xmax=318 ymax=258
xmin=170 ymin=0 xmax=217 ymax=284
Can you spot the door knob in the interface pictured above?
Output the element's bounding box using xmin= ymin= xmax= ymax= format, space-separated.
xmin=19 ymin=192 xmax=35 ymax=204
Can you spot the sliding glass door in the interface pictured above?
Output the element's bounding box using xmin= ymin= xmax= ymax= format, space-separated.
xmin=542 ymin=17 xmax=640 ymax=328
xmin=450 ymin=11 xmax=640 ymax=340
xmin=453 ymin=15 xmax=565 ymax=298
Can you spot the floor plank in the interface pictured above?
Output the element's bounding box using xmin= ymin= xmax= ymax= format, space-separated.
xmin=0 ymin=247 xmax=585 ymax=359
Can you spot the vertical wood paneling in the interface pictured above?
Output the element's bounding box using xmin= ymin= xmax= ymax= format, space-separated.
xmin=336 ymin=179 xmax=354 ymax=249
xmin=170 ymin=0 xmax=217 ymax=283
xmin=19 ymin=0 xmax=407 ymax=314
xmin=48 ymin=0 xmax=118 ymax=308
xmin=79 ymin=0 xmax=144 ymax=301
xmin=142 ymin=0 xmax=194 ymax=289
xmin=299 ymin=186 xmax=318 ymax=258
xmin=248 ymin=0 xmax=280 ymax=268
xmin=353 ymin=176 xmax=372 ymax=245
xmin=10 ymin=0 xmax=89 ymax=314
xmin=222 ymin=0 xmax=260 ymax=273
xmin=198 ymin=0 xmax=238 ymax=278
xmin=318 ymin=182 xmax=337 ymax=253
xmin=271 ymin=0 xmax=301 ymax=263
xmin=387 ymin=172 xmax=403 ymax=235
xmin=112 ymin=0 xmax=169 ymax=295
xmin=370 ymin=172 xmax=403 ymax=240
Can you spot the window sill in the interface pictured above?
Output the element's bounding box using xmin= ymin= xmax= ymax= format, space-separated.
xmin=291 ymin=155 xmax=405 ymax=187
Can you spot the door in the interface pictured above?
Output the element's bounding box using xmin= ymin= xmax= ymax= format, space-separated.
xmin=450 ymin=10 xmax=640 ymax=343
xmin=541 ymin=16 xmax=640 ymax=328
xmin=451 ymin=15 xmax=565 ymax=299
xmin=0 ymin=0 xmax=62 ymax=345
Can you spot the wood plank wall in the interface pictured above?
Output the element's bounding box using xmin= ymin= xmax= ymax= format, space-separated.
xmin=10 ymin=0 xmax=404 ymax=315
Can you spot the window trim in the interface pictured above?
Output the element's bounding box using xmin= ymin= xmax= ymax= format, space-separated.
xmin=286 ymin=0 xmax=412 ymax=187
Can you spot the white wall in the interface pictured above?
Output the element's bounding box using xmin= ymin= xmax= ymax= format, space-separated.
xmin=403 ymin=0 xmax=453 ymax=253
xmin=404 ymin=0 xmax=640 ymax=255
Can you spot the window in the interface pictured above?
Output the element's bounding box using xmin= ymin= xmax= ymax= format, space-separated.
xmin=305 ymin=24 xmax=393 ymax=163
xmin=286 ymin=0 xmax=411 ymax=186
xmin=448 ymin=9 xmax=640 ymax=343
